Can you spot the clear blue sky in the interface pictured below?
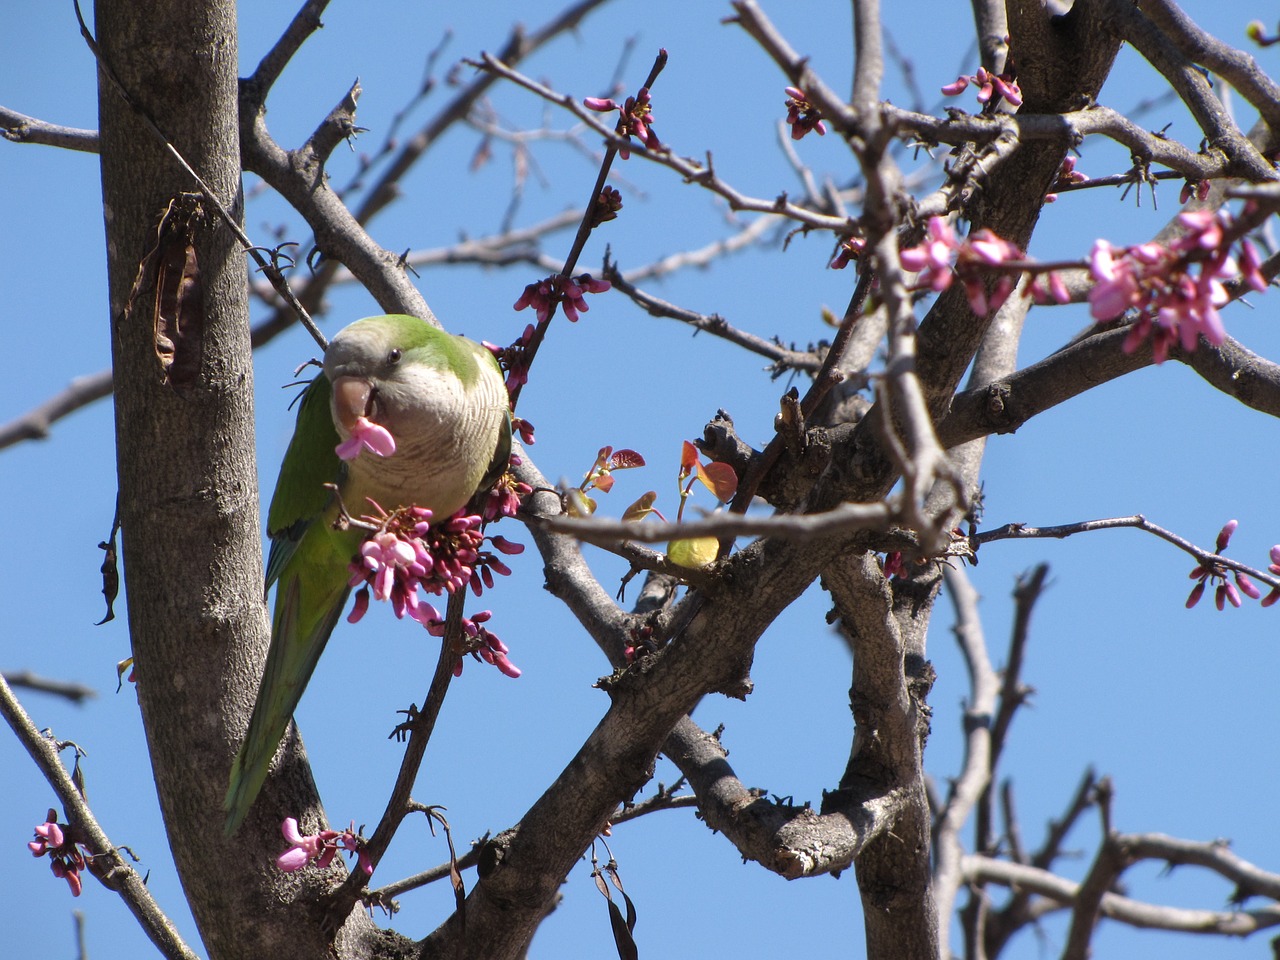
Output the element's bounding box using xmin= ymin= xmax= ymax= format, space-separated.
xmin=3 ymin=2 xmax=1278 ymax=958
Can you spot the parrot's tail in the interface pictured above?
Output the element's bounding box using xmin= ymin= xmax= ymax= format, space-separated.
xmin=224 ymin=575 xmax=347 ymax=836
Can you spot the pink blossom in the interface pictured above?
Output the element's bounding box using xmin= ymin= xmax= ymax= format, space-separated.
xmin=1239 ymin=240 xmax=1269 ymax=292
xmin=29 ymin=810 xmax=88 ymax=897
xmin=1262 ymin=544 xmax=1280 ymax=606
xmin=336 ymin=416 xmax=396 ymax=461
xmin=900 ymin=218 xmax=1027 ymax=316
xmin=514 ymin=274 xmax=610 ymax=324
xmin=488 ymin=324 xmax=537 ymax=395
xmin=449 ymin=611 xmax=522 ymax=678
xmin=830 ymin=235 xmax=866 ymax=270
xmin=513 ymin=278 xmax=558 ymax=324
xmin=344 ymin=503 xmax=525 ymax=679
xmin=941 ymin=66 xmax=1021 ymax=108
xmin=1084 ymin=213 xmax=1253 ymax=362
xmin=784 ymin=86 xmax=827 ymax=140
xmin=1186 ymin=519 xmax=1259 ymax=612
xmin=899 ymin=217 xmax=961 ymax=291
xmin=585 ymin=87 xmax=660 ymax=158
xmin=1030 ymin=270 xmax=1071 ymax=305
xmin=277 ymin=817 xmax=373 ymax=876
xmin=1180 ymin=179 xmax=1212 ymax=203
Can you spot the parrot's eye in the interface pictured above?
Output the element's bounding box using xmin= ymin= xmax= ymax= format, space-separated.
xmin=387 ymin=348 xmax=402 ymax=365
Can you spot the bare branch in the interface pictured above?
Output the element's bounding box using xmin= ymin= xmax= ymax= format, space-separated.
xmin=1062 ymin=781 xmax=1124 ymax=960
xmin=0 ymin=674 xmax=199 ymax=960
xmin=355 ymin=0 xmax=615 ymax=228
xmin=605 ymin=269 xmax=822 ymax=370
xmin=0 ymin=106 xmax=99 ymax=151
xmin=933 ymin=565 xmax=999 ymax=958
xmin=966 ymin=854 xmax=1280 ymax=936
xmin=1102 ymin=0 xmax=1277 ymax=182
xmin=973 ymin=514 xmax=1280 ymax=592
xmin=1141 ymin=0 xmax=1280 ymax=135
xmin=242 ymin=0 xmax=331 ymax=101
xmin=2 ymin=672 xmax=97 ymax=705
xmin=0 ymin=370 xmax=113 ymax=452
xmin=543 ymin=499 xmax=893 ymax=547
xmin=661 ymin=717 xmax=886 ymax=879
xmin=469 ymin=52 xmax=856 ymax=234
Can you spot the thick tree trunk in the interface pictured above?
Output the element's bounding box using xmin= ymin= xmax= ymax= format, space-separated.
xmin=95 ymin=1 xmax=385 ymax=956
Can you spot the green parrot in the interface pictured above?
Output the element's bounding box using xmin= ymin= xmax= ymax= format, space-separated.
xmin=224 ymin=314 xmax=511 ymax=835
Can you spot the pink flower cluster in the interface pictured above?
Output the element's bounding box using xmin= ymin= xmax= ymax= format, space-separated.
xmin=514 ymin=273 xmax=612 ymax=324
xmin=346 ymin=505 xmax=525 ymax=678
xmin=584 ymin=87 xmax=660 ymax=159
xmin=483 ymin=466 xmax=533 ymax=523
xmin=784 ymin=86 xmax=827 ymax=140
xmin=1186 ymin=519 xmax=1266 ymax=610
xmin=899 ymin=216 xmax=1025 ymax=316
xmin=1088 ymin=209 xmax=1266 ymax=363
xmin=348 ymin=508 xmax=522 ymax=613
xmin=449 ymin=609 xmax=521 ymax=678
xmin=29 ymin=810 xmax=89 ymax=896
xmin=277 ymin=817 xmax=372 ymax=877
xmin=941 ymin=66 xmax=1022 ymax=108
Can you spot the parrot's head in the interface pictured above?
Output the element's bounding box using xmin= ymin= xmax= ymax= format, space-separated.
xmin=323 ymin=314 xmax=466 ymax=444
xmin=321 ymin=315 xmax=506 ymax=512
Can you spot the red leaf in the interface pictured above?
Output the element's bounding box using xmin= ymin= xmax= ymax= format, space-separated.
xmin=608 ymin=449 xmax=646 ymax=470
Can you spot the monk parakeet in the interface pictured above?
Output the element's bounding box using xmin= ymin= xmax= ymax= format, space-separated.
xmin=225 ymin=314 xmax=510 ymax=835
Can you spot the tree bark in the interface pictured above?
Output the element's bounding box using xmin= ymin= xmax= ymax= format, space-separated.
xmin=95 ymin=1 xmax=386 ymax=956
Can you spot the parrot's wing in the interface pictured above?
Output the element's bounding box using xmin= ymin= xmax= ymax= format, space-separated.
xmin=477 ymin=410 xmax=513 ymax=498
xmin=225 ymin=518 xmax=354 ymax=835
xmin=264 ymin=372 xmax=342 ymax=592
xmin=225 ymin=371 xmax=353 ymax=835
xmin=470 ymin=343 xmax=513 ymax=500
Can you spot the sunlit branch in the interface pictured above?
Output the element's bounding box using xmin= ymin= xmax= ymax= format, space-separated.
xmin=0 ymin=106 xmax=99 ymax=151
xmin=0 ymin=674 xmax=199 ymax=960
xmin=933 ymin=564 xmax=999 ymax=959
xmin=972 ymin=514 xmax=1280 ymax=592
xmin=965 ymin=851 xmax=1280 ymax=936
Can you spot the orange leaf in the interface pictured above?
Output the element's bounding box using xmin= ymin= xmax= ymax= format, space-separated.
xmin=696 ymin=461 xmax=738 ymax=502
xmin=593 ymin=473 xmax=615 ymax=494
xmin=679 ymin=440 xmax=699 ymax=481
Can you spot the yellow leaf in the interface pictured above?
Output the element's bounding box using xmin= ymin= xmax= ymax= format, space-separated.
xmin=667 ymin=537 xmax=719 ymax=569
xmin=622 ymin=491 xmax=659 ymax=522
xmin=565 ymin=489 xmax=597 ymax=517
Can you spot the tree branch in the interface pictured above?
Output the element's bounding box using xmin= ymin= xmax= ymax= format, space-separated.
xmin=966 ymin=853 xmax=1280 ymax=936
xmin=0 ymin=674 xmax=199 ymax=960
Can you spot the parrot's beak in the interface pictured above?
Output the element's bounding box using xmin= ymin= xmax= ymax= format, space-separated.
xmin=330 ymin=376 xmax=376 ymax=435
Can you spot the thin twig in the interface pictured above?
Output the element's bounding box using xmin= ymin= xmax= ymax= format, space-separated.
xmin=973 ymin=515 xmax=1280 ymax=591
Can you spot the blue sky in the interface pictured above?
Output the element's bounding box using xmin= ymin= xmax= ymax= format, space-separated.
xmin=3 ymin=2 xmax=1278 ymax=958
